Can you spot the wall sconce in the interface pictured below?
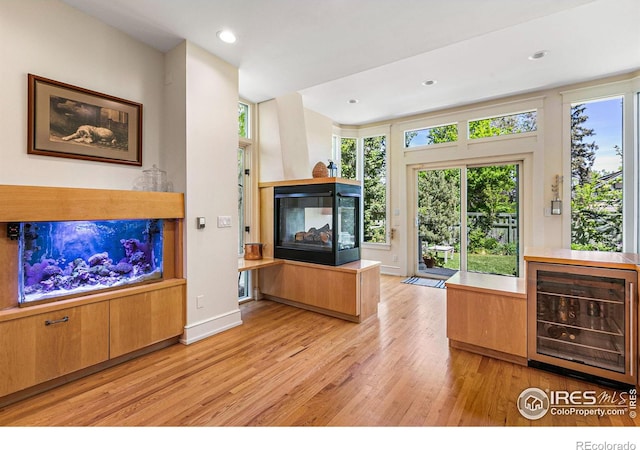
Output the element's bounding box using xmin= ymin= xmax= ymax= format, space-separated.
xmin=551 ymin=174 xmax=563 ymax=215
xmin=327 ymin=160 xmax=337 ymax=177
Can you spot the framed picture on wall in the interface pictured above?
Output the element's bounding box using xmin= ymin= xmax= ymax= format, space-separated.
xmin=27 ymin=74 xmax=143 ymax=166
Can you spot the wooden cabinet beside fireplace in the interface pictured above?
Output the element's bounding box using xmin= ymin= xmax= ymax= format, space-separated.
xmin=260 ymin=259 xmax=381 ymax=323
xmin=0 ymin=185 xmax=186 ymax=403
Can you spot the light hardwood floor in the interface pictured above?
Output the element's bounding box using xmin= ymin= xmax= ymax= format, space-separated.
xmin=0 ymin=274 xmax=638 ymax=427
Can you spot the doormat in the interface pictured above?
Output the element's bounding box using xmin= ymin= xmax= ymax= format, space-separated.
xmin=401 ymin=276 xmax=446 ymax=288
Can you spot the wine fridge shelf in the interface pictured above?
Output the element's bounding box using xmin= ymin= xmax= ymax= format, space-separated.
xmin=536 ymin=322 xmax=623 ymax=355
xmin=536 ymin=313 xmax=624 ymax=337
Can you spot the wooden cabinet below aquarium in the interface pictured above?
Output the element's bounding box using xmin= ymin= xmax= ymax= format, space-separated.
xmin=0 ymin=185 xmax=186 ymax=406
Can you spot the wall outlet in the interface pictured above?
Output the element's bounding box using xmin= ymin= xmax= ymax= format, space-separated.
xmin=196 ymin=294 xmax=204 ymax=309
xmin=393 ymin=254 xmax=399 ymax=262
xmin=217 ymin=216 xmax=232 ymax=228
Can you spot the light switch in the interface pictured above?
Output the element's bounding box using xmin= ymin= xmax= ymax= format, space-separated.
xmin=217 ymin=216 xmax=232 ymax=228
xmin=196 ymin=217 xmax=206 ymax=229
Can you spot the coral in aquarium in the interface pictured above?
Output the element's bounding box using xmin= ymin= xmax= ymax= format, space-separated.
xmin=19 ymin=219 xmax=163 ymax=304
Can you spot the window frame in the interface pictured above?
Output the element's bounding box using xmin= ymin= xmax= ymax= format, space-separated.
xmin=238 ymin=100 xmax=256 ymax=302
xmin=333 ymin=125 xmax=391 ymax=247
xmin=404 ymin=122 xmax=459 ymax=149
xmin=561 ymin=79 xmax=639 ymax=252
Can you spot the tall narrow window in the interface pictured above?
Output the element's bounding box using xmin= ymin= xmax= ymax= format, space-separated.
xmin=238 ymin=100 xmax=253 ymax=301
xmin=340 ymin=137 xmax=357 ymax=179
xmin=238 ymin=102 xmax=249 ymax=138
xmin=570 ymin=97 xmax=623 ymax=252
xmin=363 ymin=135 xmax=387 ymax=244
xmin=238 ymin=146 xmax=250 ymax=301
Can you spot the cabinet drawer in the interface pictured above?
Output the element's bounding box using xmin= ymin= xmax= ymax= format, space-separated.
xmin=0 ymin=302 xmax=109 ymax=397
xmin=109 ymin=285 xmax=185 ymax=358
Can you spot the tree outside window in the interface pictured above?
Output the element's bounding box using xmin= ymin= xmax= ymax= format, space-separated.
xmin=570 ymin=98 xmax=623 ymax=252
xmin=363 ymin=135 xmax=387 ymax=244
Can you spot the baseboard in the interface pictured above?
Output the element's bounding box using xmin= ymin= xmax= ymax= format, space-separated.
xmin=449 ymin=339 xmax=528 ymax=366
xmin=181 ymin=308 xmax=243 ymax=345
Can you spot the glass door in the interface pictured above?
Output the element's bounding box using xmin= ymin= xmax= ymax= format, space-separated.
xmin=466 ymin=163 xmax=520 ymax=276
xmin=415 ymin=162 xmax=521 ymax=277
xmin=416 ymin=168 xmax=461 ymax=277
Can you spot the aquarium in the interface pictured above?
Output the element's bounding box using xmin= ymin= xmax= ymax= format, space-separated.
xmin=18 ymin=219 xmax=163 ymax=306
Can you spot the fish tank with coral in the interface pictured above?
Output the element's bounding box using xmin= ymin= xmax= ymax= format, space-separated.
xmin=18 ymin=219 xmax=163 ymax=306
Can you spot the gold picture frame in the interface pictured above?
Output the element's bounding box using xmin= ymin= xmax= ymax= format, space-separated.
xmin=27 ymin=74 xmax=142 ymax=166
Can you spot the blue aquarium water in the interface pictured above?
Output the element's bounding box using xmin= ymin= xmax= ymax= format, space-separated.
xmin=18 ymin=219 xmax=163 ymax=305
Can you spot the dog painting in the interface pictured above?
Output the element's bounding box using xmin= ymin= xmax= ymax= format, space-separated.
xmin=28 ymin=74 xmax=142 ymax=166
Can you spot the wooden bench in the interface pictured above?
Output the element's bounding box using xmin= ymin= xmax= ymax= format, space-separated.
xmin=445 ymin=271 xmax=527 ymax=365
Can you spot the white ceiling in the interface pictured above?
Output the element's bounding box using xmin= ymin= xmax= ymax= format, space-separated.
xmin=61 ymin=0 xmax=640 ymax=125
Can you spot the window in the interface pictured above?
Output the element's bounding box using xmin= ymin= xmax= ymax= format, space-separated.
xmin=570 ymin=97 xmax=623 ymax=252
xmin=238 ymin=102 xmax=249 ymax=138
xmin=468 ymin=111 xmax=537 ymax=139
xmin=238 ymin=100 xmax=253 ymax=302
xmin=404 ymin=123 xmax=458 ymax=148
xmin=339 ymin=137 xmax=357 ymax=179
xmin=238 ymin=146 xmax=250 ymax=301
xmin=363 ymin=135 xmax=387 ymax=244
xmin=333 ymin=132 xmax=389 ymax=245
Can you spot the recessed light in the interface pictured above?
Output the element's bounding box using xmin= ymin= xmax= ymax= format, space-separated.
xmin=217 ymin=30 xmax=237 ymax=44
xmin=528 ymin=50 xmax=548 ymax=60
xmin=348 ymin=99 xmax=359 ymax=104
xmin=421 ymin=80 xmax=437 ymax=86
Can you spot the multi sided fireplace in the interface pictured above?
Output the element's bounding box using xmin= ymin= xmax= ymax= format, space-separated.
xmin=274 ymin=180 xmax=361 ymax=266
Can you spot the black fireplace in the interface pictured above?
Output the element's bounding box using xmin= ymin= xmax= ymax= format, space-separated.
xmin=274 ymin=181 xmax=360 ymax=266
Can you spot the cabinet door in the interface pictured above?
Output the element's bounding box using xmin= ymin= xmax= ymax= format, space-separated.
xmin=0 ymin=302 xmax=109 ymax=397
xmin=110 ymin=285 xmax=185 ymax=358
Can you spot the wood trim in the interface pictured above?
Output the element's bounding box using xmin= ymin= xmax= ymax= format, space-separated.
xmin=449 ymin=340 xmax=528 ymax=366
xmin=0 ymin=185 xmax=184 ymax=221
xmin=258 ymin=177 xmax=360 ymax=188
xmin=525 ymin=247 xmax=640 ymax=270
xmin=0 ymin=279 xmax=186 ymax=323
xmin=445 ymin=270 xmax=526 ymax=298
xmin=238 ymin=257 xmax=284 ymax=272
xmin=259 ymin=186 xmax=274 ymax=258
xmin=0 ymin=224 xmax=18 ymax=310
xmin=263 ymin=294 xmax=362 ymax=323
xmin=280 ymin=258 xmax=381 ymax=274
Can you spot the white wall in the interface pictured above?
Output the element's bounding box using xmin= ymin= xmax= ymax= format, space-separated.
xmin=257 ymin=94 xmax=334 ymax=182
xmin=0 ymin=0 xmax=164 ymax=189
xmin=2 ymin=0 xmax=242 ymax=344
xmin=180 ymin=42 xmax=241 ymax=343
xmin=305 ymin=108 xmax=334 ymax=169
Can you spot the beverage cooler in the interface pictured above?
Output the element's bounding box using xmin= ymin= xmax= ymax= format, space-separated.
xmin=527 ymin=262 xmax=637 ymax=387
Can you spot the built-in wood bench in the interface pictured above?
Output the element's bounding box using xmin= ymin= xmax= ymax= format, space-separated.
xmin=445 ymin=271 xmax=527 ymax=365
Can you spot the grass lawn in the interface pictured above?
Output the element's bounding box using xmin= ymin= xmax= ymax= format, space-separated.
xmin=442 ymin=252 xmax=517 ymax=276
